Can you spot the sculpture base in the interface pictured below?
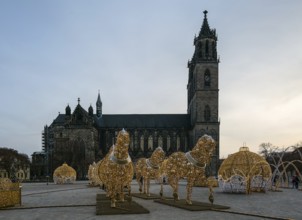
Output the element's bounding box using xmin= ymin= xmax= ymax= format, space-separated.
xmin=154 ymin=198 xmax=229 ymax=211
xmin=132 ymin=193 xmax=161 ymax=200
xmin=96 ymin=194 xmax=149 ymax=215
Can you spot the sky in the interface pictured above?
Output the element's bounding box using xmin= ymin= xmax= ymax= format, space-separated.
xmin=0 ymin=0 xmax=302 ymax=159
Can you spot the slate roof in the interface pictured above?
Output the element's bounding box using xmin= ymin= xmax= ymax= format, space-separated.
xmin=51 ymin=113 xmax=190 ymax=129
xmin=98 ymin=114 xmax=190 ymax=129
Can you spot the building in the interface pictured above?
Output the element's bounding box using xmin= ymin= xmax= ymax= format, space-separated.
xmin=32 ymin=11 xmax=220 ymax=180
xmin=0 ymin=148 xmax=30 ymax=181
xmin=30 ymin=151 xmax=46 ymax=180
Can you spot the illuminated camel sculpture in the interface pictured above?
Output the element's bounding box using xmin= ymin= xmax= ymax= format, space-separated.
xmin=88 ymin=161 xmax=103 ymax=186
xmin=98 ymin=146 xmax=113 ymax=196
xmin=135 ymin=147 xmax=165 ymax=196
xmin=98 ymin=129 xmax=134 ymax=208
xmin=160 ymin=134 xmax=216 ymax=205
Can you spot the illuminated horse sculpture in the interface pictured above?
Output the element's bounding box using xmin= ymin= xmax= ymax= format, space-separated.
xmin=160 ymin=134 xmax=216 ymax=205
xmin=98 ymin=129 xmax=134 ymax=208
xmin=135 ymin=147 xmax=165 ymax=196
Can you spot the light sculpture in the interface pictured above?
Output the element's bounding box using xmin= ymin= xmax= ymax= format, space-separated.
xmin=218 ymin=147 xmax=272 ymax=193
xmin=88 ymin=161 xmax=102 ymax=186
xmin=53 ymin=163 xmax=76 ymax=184
xmin=98 ymin=129 xmax=134 ymax=208
xmin=135 ymin=147 xmax=165 ymax=196
xmin=0 ymin=178 xmax=12 ymax=191
xmin=160 ymin=134 xmax=216 ymax=205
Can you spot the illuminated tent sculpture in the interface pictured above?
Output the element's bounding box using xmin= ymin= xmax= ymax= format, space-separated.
xmin=53 ymin=163 xmax=76 ymax=184
xmin=218 ymin=147 xmax=272 ymax=193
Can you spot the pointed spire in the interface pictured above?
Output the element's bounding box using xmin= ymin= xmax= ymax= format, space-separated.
xmin=96 ymin=90 xmax=102 ymax=118
xmin=198 ymin=10 xmax=217 ymax=40
xmin=77 ymin=97 xmax=80 ymax=105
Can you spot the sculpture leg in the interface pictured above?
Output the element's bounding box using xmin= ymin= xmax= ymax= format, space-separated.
xmin=186 ymin=177 xmax=194 ymax=205
xmin=127 ymin=182 xmax=131 ymax=196
xmin=160 ymin=176 xmax=164 ymax=198
xmin=110 ymin=198 xmax=116 ymax=208
xmin=137 ymin=173 xmax=143 ymax=193
xmin=143 ymin=177 xmax=147 ymax=194
xmin=146 ymin=178 xmax=151 ymax=196
xmin=109 ymin=184 xmax=117 ymax=208
xmin=120 ymin=183 xmax=125 ymax=202
xmin=169 ymin=177 xmax=179 ymax=201
xmin=105 ymin=181 xmax=111 ymax=197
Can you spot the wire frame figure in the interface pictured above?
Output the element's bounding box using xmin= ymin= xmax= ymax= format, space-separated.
xmin=160 ymin=135 xmax=216 ymax=205
xmin=98 ymin=129 xmax=134 ymax=208
xmin=135 ymin=147 xmax=165 ymax=196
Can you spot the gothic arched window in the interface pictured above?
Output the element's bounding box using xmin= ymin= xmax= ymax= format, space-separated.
xmin=130 ymin=134 xmax=134 ymax=150
xmin=204 ymin=69 xmax=211 ymax=87
xmin=167 ymin=135 xmax=171 ymax=151
xmin=148 ymin=136 xmax=153 ymax=151
xmin=176 ymin=136 xmax=180 ymax=151
xmin=140 ymin=135 xmax=144 ymax=151
xmin=204 ymin=105 xmax=211 ymax=122
xmin=158 ymin=136 xmax=163 ymax=148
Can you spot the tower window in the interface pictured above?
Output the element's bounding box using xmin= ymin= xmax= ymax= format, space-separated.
xmin=205 ymin=40 xmax=209 ymax=57
xmin=197 ymin=42 xmax=203 ymax=58
xmin=204 ymin=105 xmax=211 ymax=122
xmin=204 ymin=70 xmax=211 ymax=87
xmin=212 ymin=41 xmax=216 ymax=58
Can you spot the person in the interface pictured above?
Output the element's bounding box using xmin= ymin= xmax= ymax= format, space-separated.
xmin=292 ymin=175 xmax=299 ymax=189
xmin=273 ymin=175 xmax=278 ymax=186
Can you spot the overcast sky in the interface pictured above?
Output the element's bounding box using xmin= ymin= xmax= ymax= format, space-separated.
xmin=0 ymin=0 xmax=302 ymax=158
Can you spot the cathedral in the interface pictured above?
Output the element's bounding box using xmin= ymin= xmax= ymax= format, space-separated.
xmin=32 ymin=11 xmax=220 ymax=180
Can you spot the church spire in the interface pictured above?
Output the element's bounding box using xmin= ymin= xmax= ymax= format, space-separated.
xmin=197 ymin=10 xmax=217 ymax=40
xmin=191 ymin=10 xmax=218 ymax=63
xmin=199 ymin=10 xmax=210 ymax=37
xmin=96 ymin=90 xmax=102 ymax=118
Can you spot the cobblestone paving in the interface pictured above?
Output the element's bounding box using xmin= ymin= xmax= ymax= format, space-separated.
xmin=0 ymin=181 xmax=300 ymax=220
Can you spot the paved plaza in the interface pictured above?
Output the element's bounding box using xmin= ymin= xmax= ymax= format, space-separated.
xmin=0 ymin=180 xmax=300 ymax=220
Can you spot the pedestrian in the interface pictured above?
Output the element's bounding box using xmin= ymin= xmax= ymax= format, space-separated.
xmin=292 ymin=175 xmax=299 ymax=189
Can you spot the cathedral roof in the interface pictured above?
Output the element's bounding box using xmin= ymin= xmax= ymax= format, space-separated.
xmin=52 ymin=113 xmax=189 ymax=129
xmin=97 ymin=114 xmax=189 ymax=129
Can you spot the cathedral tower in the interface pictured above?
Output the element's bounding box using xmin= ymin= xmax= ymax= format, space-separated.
xmin=187 ymin=11 xmax=220 ymax=174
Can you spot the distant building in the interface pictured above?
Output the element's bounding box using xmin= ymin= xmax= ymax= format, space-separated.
xmin=30 ymin=152 xmax=46 ymax=180
xmin=32 ymin=11 xmax=220 ymax=180
xmin=0 ymin=148 xmax=30 ymax=181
